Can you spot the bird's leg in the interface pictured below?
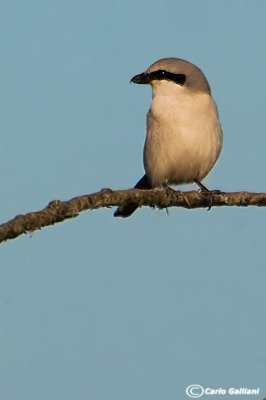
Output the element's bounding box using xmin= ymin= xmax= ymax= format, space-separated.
xmin=162 ymin=185 xmax=178 ymax=195
xmin=194 ymin=180 xmax=221 ymax=210
xmin=194 ymin=180 xmax=221 ymax=194
xmin=159 ymin=185 xmax=179 ymax=215
xmin=194 ymin=179 xmax=209 ymax=192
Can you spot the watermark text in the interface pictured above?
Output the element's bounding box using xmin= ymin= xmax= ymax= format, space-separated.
xmin=186 ymin=385 xmax=260 ymax=398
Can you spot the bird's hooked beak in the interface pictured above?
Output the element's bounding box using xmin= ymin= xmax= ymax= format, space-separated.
xmin=130 ymin=72 xmax=152 ymax=84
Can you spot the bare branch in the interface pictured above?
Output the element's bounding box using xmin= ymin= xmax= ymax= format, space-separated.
xmin=1 ymin=188 xmax=266 ymax=244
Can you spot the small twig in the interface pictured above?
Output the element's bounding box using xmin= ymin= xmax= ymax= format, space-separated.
xmin=1 ymin=188 xmax=266 ymax=244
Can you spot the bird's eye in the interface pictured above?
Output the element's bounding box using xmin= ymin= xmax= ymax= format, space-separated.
xmin=149 ymin=70 xmax=186 ymax=85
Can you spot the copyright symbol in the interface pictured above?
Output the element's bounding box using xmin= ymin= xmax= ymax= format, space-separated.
xmin=186 ymin=384 xmax=204 ymax=398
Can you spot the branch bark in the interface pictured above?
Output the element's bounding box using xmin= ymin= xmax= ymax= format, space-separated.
xmin=1 ymin=188 xmax=266 ymax=244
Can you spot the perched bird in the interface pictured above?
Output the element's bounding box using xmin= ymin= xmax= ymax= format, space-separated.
xmin=114 ymin=57 xmax=223 ymax=218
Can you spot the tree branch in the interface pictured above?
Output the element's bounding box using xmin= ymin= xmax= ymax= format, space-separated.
xmin=1 ymin=188 xmax=266 ymax=244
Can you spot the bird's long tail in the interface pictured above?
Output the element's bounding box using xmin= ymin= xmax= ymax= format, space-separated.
xmin=113 ymin=174 xmax=152 ymax=218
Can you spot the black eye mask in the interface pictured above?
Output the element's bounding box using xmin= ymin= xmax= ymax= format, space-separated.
xmin=148 ymin=70 xmax=186 ymax=85
xmin=131 ymin=70 xmax=186 ymax=85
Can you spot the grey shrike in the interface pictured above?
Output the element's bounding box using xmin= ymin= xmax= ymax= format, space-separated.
xmin=114 ymin=57 xmax=223 ymax=218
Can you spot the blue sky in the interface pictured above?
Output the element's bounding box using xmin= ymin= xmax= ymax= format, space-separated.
xmin=1 ymin=1 xmax=266 ymax=399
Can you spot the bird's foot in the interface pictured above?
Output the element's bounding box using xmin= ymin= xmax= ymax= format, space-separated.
xmin=163 ymin=186 xmax=178 ymax=195
xmin=161 ymin=186 xmax=180 ymax=214
xmin=194 ymin=180 xmax=221 ymax=210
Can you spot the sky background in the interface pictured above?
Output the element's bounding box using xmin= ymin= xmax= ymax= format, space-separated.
xmin=0 ymin=1 xmax=266 ymax=399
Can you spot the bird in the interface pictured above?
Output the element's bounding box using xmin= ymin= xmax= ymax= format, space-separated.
xmin=114 ymin=57 xmax=223 ymax=218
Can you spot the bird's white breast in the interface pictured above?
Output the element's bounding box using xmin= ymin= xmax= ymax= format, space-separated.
xmin=144 ymin=82 xmax=222 ymax=187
